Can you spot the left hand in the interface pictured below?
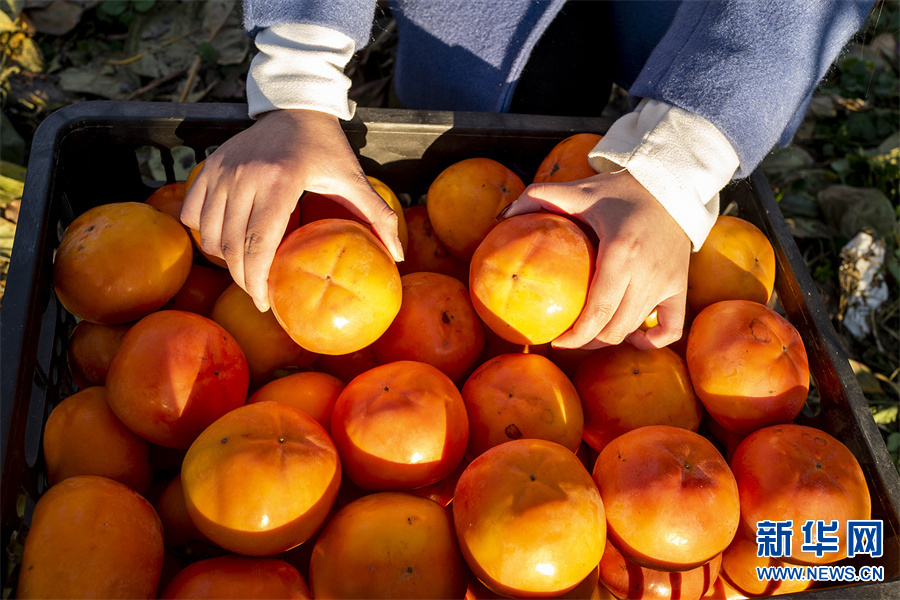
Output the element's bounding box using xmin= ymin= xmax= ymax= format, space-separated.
xmin=503 ymin=169 xmax=692 ymax=350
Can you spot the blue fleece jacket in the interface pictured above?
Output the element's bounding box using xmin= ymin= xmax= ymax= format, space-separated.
xmin=243 ymin=0 xmax=873 ymax=179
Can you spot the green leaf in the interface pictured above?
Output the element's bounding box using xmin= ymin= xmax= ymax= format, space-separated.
xmin=99 ymin=0 xmax=129 ymax=17
xmin=134 ymin=0 xmax=156 ymax=13
xmin=887 ymin=432 xmax=900 ymax=454
xmin=872 ymin=405 xmax=898 ymax=425
xmin=197 ymin=41 xmax=218 ymax=65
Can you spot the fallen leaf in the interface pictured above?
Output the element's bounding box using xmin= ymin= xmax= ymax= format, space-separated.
xmin=58 ymin=65 xmax=139 ymax=98
xmin=818 ymin=185 xmax=897 ymax=239
xmin=24 ymin=0 xmax=83 ymax=35
xmin=849 ymin=358 xmax=886 ymax=396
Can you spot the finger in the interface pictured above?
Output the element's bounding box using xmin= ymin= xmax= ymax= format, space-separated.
xmin=243 ymin=198 xmax=295 ymax=313
xmin=552 ymin=256 xmax=628 ymax=349
xmin=180 ymin=168 xmax=208 ymax=230
xmin=196 ymin=184 xmax=229 ymax=261
xmin=218 ymin=187 xmax=257 ymax=299
xmin=629 ymin=294 xmax=687 ymax=350
xmin=503 ymin=182 xmax=576 ymax=219
xmin=324 ymin=181 xmax=404 ymax=262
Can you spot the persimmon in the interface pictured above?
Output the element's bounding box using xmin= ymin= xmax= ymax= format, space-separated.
xmin=407 ymin=456 xmax=469 ymax=507
xmin=309 ymin=492 xmax=469 ymax=599
xmin=312 ymin=344 xmax=380 ymax=383
xmin=372 ymin=271 xmax=486 ymax=383
xmin=154 ymin=474 xmax=208 ymax=549
xmin=687 ymin=215 xmax=776 ymax=314
xmin=574 ymin=344 xmax=703 ymax=453
xmin=53 ymin=201 xmax=193 ymax=324
xmin=182 ymin=401 xmax=342 ymax=556
xmin=399 ymin=204 xmax=470 ymax=281
xmin=465 ymin=565 xmax=613 ymax=599
xmin=268 ymin=219 xmax=402 ymax=355
xmin=686 ymin=300 xmax=809 ymax=436
xmin=598 ymin=538 xmax=722 ymax=600
xmin=454 ymin=438 xmax=606 ymax=598
xmin=461 ymin=352 xmax=583 ymax=460
xmin=211 ymin=282 xmax=317 ymax=388
xmin=330 ymin=360 xmax=469 ymax=491
xmin=161 ymin=555 xmax=311 ymax=599
xmin=719 ymin=528 xmax=813 ymax=597
xmin=300 ymin=176 xmax=409 ymax=251
xmin=164 ymin=261 xmax=233 ymax=316
xmin=106 ymin=310 xmax=249 ymax=449
xmin=145 ymin=181 xmax=187 ymax=221
xmin=593 ymin=425 xmax=740 ymax=572
xmin=66 ymin=320 xmax=130 ymax=388
xmin=730 ymin=424 xmax=871 ymax=566
xmin=247 ymin=371 xmax=346 ymax=434
xmin=533 ymin=133 xmax=603 ymax=183
xmin=470 ymin=212 xmax=595 ymax=345
xmin=426 ymin=157 xmax=526 ymax=260
xmin=16 ymin=475 xmax=164 ymax=599
xmin=477 ymin=325 xmax=551 ymax=365
xmin=42 ymin=386 xmax=153 ymax=494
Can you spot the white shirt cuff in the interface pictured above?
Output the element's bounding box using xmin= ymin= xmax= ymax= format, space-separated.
xmin=246 ymin=23 xmax=357 ymax=121
xmin=588 ymin=99 xmax=740 ymax=251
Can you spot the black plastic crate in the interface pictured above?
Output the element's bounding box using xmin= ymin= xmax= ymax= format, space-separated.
xmin=1 ymin=100 xmax=898 ymax=597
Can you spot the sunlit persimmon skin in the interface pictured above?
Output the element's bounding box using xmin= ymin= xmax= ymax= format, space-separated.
xmin=594 ymin=426 xmax=740 ymax=572
xmin=145 ymin=181 xmax=187 ymax=220
xmin=16 ymin=476 xmax=164 ymax=600
xmin=730 ymin=424 xmax=871 ymax=566
xmin=574 ymin=344 xmax=703 ymax=453
xmin=42 ymin=386 xmax=153 ymax=494
xmin=599 ymin=538 xmax=722 ymax=600
xmin=182 ymin=401 xmax=342 ymax=557
xmin=533 ymin=133 xmax=603 ymax=184
xmin=247 ymin=371 xmax=346 ymax=434
xmin=470 ymin=212 xmax=595 ymax=345
xmin=461 ymin=352 xmax=583 ymax=461
xmin=373 ymin=271 xmax=486 ymax=383
xmin=268 ymin=219 xmax=402 ymax=355
xmin=686 ymin=300 xmax=809 ymax=437
xmin=53 ymin=202 xmax=193 ymax=324
xmin=161 ymin=556 xmax=312 ymax=599
xmin=309 ymin=492 xmax=469 ymax=599
xmin=105 ymin=310 xmax=249 ymax=449
xmin=330 ymin=361 xmax=469 ymax=491
xmin=211 ymin=282 xmax=317 ymax=388
xmin=66 ymin=320 xmax=130 ymax=388
xmin=719 ymin=528 xmax=812 ymax=597
xmin=454 ymin=439 xmax=606 ymax=598
xmin=399 ymin=204 xmax=470 ymax=282
xmin=427 ymin=157 xmax=526 ymax=261
xmin=466 ymin=564 xmax=614 ymax=600
xmin=687 ymin=215 xmax=776 ymax=314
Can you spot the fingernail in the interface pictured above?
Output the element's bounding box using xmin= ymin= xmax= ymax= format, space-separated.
xmin=495 ymin=203 xmax=515 ymax=221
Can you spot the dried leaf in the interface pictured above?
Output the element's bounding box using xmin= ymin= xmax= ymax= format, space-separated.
xmin=10 ymin=32 xmax=43 ymax=72
xmin=849 ymin=358 xmax=886 ymax=396
xmin=25 ymin=0 xmax=82 ymax=35
xmin=58 ymin=65 xmax=139 ymax=99
xmin=0 ymin=9 xmax=19 ymax=32
xmin=202 ymin=0 xmax=247 ymax=66
xmin=122 ymin=1 xmax=202 ymax=79
xmin=818 ymin=185 xmax=897 ymax=240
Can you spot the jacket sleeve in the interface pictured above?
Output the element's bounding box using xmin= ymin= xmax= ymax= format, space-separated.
xmin=243 ymin=0 xmax=377 ymax=49
xmin=628 ymin=0 xmax=874 ymax=178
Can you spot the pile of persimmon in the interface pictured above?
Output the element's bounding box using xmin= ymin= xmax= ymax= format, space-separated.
xmin=24 ymin=133 xmax=877 ymax=600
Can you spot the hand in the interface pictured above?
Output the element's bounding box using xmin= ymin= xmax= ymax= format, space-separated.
xmin=503 ymin=170 xmax=691 ymax=350
xmin=180 ymin=109 xmax=403 ymax=312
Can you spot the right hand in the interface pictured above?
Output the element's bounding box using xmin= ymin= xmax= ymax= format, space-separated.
xmin=180 ymin=109 xmax=403 ymax=312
